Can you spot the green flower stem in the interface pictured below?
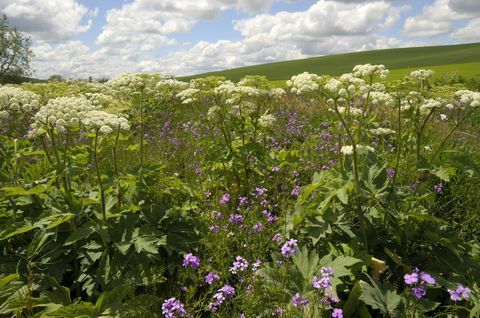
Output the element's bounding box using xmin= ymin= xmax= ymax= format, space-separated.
xmin=94 ymin=128 xmax=107 ymax=220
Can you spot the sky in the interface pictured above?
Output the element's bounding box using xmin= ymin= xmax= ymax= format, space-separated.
xmin=1 ymin=0 xmax=479 ymax=79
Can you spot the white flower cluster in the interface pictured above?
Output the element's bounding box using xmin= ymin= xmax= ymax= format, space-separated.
xmin=369 ymin=91 xmax=395 ymax=107
xmin=419 ymin=98 xmax=443 ymax=115
xmin=156 ymin=79 xmax=189 ymax=95
xmin=410 ymin=69 xmax=435 ymax=81
xmin=258 ymin=113 xmax=277 ymax=129
xmin=325 ymin=73 xmax=369 ymax=99
xmin=371 ymin=127 xmax=396 ymax=135
xmin=30 ymin=96 xmax=99 ymax=136
xmin=82 ymin=110 xmax=130 ymax=134
xmin=455 ymin=90 xmax=480 ymax=108
xmin=340 ymin=144 xmax=375 ymax=156
xmin=0 ymin=86 xmax=40 ymax=119
xmin=287 ymin=72 xmax=322 ymax=95
xmin=83 ymin=92 xmax=116 ymax=108
xmin=106 ymin=73 xmax=145 ymax=97
xmin=269 ymin=88 xmax=286 ymax=99
xmin=352 ymin=64 xmax=390 ymax=79
xmin=335 ymin=106 xmax=363 ymax=117
xmin=176 ymin=88 xmax=201 ymax=104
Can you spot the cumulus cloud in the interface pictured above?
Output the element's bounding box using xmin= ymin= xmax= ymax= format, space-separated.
xmin=402 ymin=0 xmax=480 ymax=37
xmin=451 ymin=17 xmax=480 ymax=41
xmin=0 ymin=0 xmax=94 ymax=42
xmin=26 ymin=0 xmax=417 ymax=78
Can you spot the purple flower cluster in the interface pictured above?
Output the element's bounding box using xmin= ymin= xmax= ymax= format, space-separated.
xmin=332 ymin=308 xmax=343 ymax=318
xmin=255 ymin=187 xmax=268 ymax=198
xmin=312 ymin=267 xmax=334 ymax=290
xmin=162 ymin=297 xmax=187 ymax=318
xmin=448 ymin=284 xmax=471 ymax=301
xmin=204 ymin=272 xmax=220 ymax=285
xmin=292 ymin=292 xmax=308 ymax=308
xmin=386 ymin=168 xmax=395 ymax=179
xmin=229 ymin=213 xmax=244 ymax=224
xmin=220 ymin=193 xmax=231 ymax=205
xmin=433 ymin=183 xmax=444 ymax=194
xmin=230 ymin=256 xmax=249 ymax=274
xmin=252 ymin=223 xmax=263 ymax=233
xmin=208 ymin=285 xmax=235 ymax=312
xmin=272 ymin=233 xmax=283 ymax=244
xmin=281 ymin=239 xmax=298 ymax=258
xmin=404 ymin=268 xmax=436 ymax=299
xmin=182 ymin=253 xmax=200 ymax=270
xmin=271 ymin=307 xmax=285 ymax=316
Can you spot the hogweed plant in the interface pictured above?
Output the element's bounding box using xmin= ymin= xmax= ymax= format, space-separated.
xmin=0 ymin=65 xmax=479 ymax=317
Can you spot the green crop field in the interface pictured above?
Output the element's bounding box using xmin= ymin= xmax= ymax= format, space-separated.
xmin=179 ymin=42 xmax=480 ymax=82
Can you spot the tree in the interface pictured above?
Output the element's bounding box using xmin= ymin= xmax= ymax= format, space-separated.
xmin=0 ymin=14 xmax=34 ymax=80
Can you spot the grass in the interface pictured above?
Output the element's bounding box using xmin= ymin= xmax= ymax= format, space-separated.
xmin=178 ymin=42 xmax=480 ymax=82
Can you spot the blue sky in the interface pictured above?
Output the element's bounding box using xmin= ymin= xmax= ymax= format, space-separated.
xmin=1 ymin=0 xmax=479 ymax=78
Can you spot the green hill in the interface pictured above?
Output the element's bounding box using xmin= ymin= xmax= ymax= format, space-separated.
xmin=178 ymin=42 xmax=480 ymax=82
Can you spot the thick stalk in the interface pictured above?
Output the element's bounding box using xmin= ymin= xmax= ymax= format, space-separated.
xmin=93 ymin=129 xmax=106 ymax=220
xmin=113 ymin=127 xmax=122 ymax=207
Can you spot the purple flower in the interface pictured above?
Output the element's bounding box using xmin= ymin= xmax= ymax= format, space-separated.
xmin=219 ymin=285 xmax=235 ymax=300
xmin=209 ymin=225 xmax=220 ymax=232
xmin=182 ymin=253 xmax=200 ymax=269
xmin=252 ymin=223 xmax=263 ymax=233
xmin=281 ymin=239 xmax=298 ymax=258
xmin=448 ymin=284 xmax=471 ymax=301
xmin=229 ymin=214 xmax=244 ymax=224
xmin=208 ymin=285 xmax=236 ymax=312
xmin=272 ymin=166 xmax=280 ymax=172
xmin=386 ymin=168 xmax=395 ymax=179
xmin=272 ymin=233 xmax=283 ymax=244
xmin=420 ymin=272 xmax=436 ymax=285
xmin=313 ymin=267 xmax=334 ymax=290
xmin=292 ymin=293 xmax=308 ymax=308
xmin=412 ymin=286 xmax=426 ymax=299
xmin=260 ymin=199 xmax=268 ymax=206
xmin=255 ymin=187 xmax=267 ymax=197
xmin=332 ymin=308 xmax=343 ymax=318
xmin=291 ymin=186 xmax=301 ymax=196
xmin=433 ymin=183 xmax=443 ymax=194
xmin=162 ymin=297 xmax=187 ymax=318
xmin=220 ymin=193 xmax=231 ymax=205
xmin=230 ymin=256 xmax=249 ymax=274
xmin=404 ymin=272 xmax=419 ymax=285
xmin=238 ymin=196 xmax=248 ymax=208
xmin=411 ymin=182 xmax=418 ymax=190
xmin=204 ymin=272 xmax=220 ymax=285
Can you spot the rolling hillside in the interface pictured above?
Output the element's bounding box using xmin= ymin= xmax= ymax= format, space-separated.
xmin=178 ymin=42 xmax=480 ymax=82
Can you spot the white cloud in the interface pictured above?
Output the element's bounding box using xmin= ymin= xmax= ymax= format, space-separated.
xmin=0 ymin=0 xmax=93 ymax=42
xmin=402 ymin=0 xmax=480 ymax=37
xmin=28 ymin=0 xmax=416 ymax=78
xmin=451 ymin=17 xmax=480 ymax=41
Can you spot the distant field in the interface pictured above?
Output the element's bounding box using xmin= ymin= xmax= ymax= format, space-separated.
xmin=267 ymin=61 xmax=480 ymax=88
xmin=178 ymin=42 xmax=480 ymax=82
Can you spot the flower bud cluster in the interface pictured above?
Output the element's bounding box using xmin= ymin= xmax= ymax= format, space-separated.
xmin=106 ymin=73 xmax=145 ymax=97
xmin=410 ymin=69 xmax=435 ymax=81
xmin=30 ymin=96 xmax=99 ymax=136
xmin=0 ymin=86 xmax=40 ymax=119
xmin=81 ymin=110 xmax=130 ymax=134
xmin=353 ymin=64 xmax=389 ymax=79
xmin=455 ymin=90 xmax=480 ymax=108
xmin=287 ymin=72 xmax=322 ymax=95
xmin=258 ymin=113 xmax=277 ymax=129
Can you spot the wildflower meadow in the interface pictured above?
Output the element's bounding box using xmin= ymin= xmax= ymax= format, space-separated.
xmin=1 ymin=65 xmax=480 ymax=317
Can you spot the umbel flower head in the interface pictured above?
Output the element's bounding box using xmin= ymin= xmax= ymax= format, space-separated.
xmin=287 ymin=72 xmax=322 ymax=95
xmin=29 ymin=96 xmax=100 ymax=137
xmin=0 ymin=86 xmax=40 ymax=119
xmin=81 ymin=110 xmax=130 ymax=135
xmin=410 ymin=69 xmax=435 ymax=81
xmin=352 ymin=64 xmax=390 ymax=79
xmin=106 ymin=73 xmax=146 ymax=98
